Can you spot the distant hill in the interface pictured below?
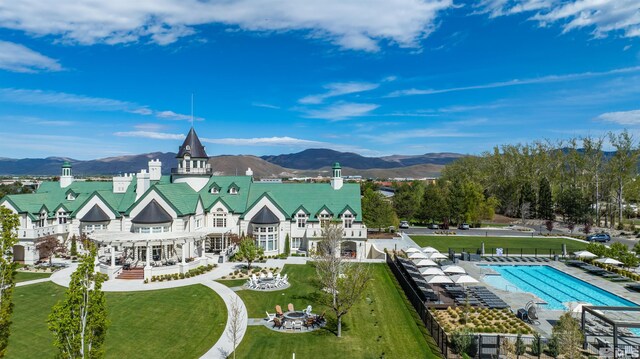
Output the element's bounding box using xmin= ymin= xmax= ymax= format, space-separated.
xmin=0 ymin=149 xmax=463 ymax=178
xmin=261 ymin=148 xmax=465 ymax=170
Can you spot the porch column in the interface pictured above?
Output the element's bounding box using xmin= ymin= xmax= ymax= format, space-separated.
xmin=110 ymin=245 xmax=115 ymax=267
xmin=181 ymin=242 xmax=186 ymax=264
xmin=146 ymin=243 xmax=151 ymax=267
xmin=200 ymin=238 xmax=205 ymax=258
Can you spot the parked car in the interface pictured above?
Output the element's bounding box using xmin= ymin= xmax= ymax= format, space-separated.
xmin=399 ymin=221 xmax=410 ymax=229
xmin=428 ymin=223 xmax=439 ymax=230
xmin=458 ymin=223 xmax=470 ymax=230
xmin=587 ymin=233 xmax=611 ymax=242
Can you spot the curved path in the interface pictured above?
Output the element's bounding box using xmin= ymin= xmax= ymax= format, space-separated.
xmin=49 ymin=262 xmax=248 ymax=359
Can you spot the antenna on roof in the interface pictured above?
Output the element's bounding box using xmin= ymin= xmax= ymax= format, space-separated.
xmin=190 ymin=93 xmax=194 ymax=128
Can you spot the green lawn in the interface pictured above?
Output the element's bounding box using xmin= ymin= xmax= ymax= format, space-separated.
xmin=216 ymin=278 xmax=248 ymax=288
xmin=411 ymin=236 xmax=587 ymax=254
xmin=234 ymin=263 xmax=440 ymax=358
xmin=14 ymin=271 xmax=52 ymax=283
xmin=6 ymin=282 xmax=226 ymax=359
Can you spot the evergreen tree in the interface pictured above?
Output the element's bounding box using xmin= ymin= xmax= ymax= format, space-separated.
xmin=419 ymin=183 xmax=449 ymax=224
xmin=392 ymin=182 xmax=422 ymax=221
xmin=0 ymin=207 xmax=20 ymax=357
xmin=283 ymin=234 xmax=290 ymax=257
xmin=48 ymin=244 xmax=108 ymax=358
xmin=538 ymin=177 xmax=553 ymax=220
xmin=70 ymin=235 xmax=78 ymax=256
xmin=518 ymin=182 xmax=537 ymax=219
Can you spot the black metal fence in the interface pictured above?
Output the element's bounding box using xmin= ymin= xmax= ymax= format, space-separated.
xmin=448 ymin=247 xmax=563 ymax=257
xmin=386 ymin=253 xmax=560 ymax=358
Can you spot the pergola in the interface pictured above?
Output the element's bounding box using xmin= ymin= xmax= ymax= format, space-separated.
xmin=582 ymin=306 xmax=640 ymax=357
xmin=90 ymin=230 xmax=209 ymax=268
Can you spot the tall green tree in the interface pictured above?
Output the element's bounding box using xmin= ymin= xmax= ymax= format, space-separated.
xmin=48 ymin=244 xmax=108 ymax=358
xmin=538 ymin=177 xmax=554 ymax=220
xmin=236 ymin=237 xmax=264 ymax=270
xmin=362 ymin=188 xmax=396 ymax=231
xmin=419 ymin=182 xmax=450 ymax=224
xmin=607 ymin=131 xmax=639 ymax=226
xmin=392 ymin=182 xmax=423 ymax=221
xmin=0 ymin=207 xmax=20 ymax=357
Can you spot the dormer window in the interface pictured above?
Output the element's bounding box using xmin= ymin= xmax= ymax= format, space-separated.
xmin=211 ymin=188 xmax=219 ymax=194
xmin=185 ymin=145 xmax=191 ymax=151
xmin=228 ymin=183 xmax=239 ymax=195
xmin=296 ymin=212 xmax=307 ymax=228
xmin=67 ymin=193 xmax=76 ymax=201
xmin=343 ymin=213 xmax=353 ymax=228
xmin=319 ymin=212 xmax=332 ymax=227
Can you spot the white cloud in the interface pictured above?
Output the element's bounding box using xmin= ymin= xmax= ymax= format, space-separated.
xmin=479 ymin=0 xmax=640 ymax=39
xmin=156 ymin=110 xmax=203 ymax=121
xmin=202 ymin=136 xmax=328 ymax=147
xmin=113 ymin=131 xmax=185 ymax=140
xmin=301 ymin=102 xmax=379 ymax=120
xmin=0 ymin=0 xmax=453 ymax=51
xmin=299 ymin=82 xmax=380 ymax=104
xmin=597 ymin=109 xmax=640 ymax=125
xmin=0 ymin=41 xmax=62 ymax=73
xmin=388 ymin=66 xmax=640 ymax=97
xmin=0 ymin=87 xmax=198 ymax=121
xmin=251 ymin=102 xmax=280 ymax=110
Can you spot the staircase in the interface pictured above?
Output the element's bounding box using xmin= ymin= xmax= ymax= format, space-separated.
xmin=116 ymin=268 xmax=144 ymax=280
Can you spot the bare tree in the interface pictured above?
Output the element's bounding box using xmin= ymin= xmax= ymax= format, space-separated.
xmin=226 ymin=297 xmax=245 ymax=359
xmin=314 ymin=222 xmax=372 ymax=337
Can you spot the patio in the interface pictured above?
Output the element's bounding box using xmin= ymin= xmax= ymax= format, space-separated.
xmin=263 ymin=305 xmax=326 ymax=333
xmin=245 ymin=272 xmax=290 ymax=291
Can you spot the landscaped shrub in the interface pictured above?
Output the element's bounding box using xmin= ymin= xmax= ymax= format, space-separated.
xmin=531 ymin=333 xmax=542 ymax=356
xmin=451 ymin=328 xmax=474 ymax=355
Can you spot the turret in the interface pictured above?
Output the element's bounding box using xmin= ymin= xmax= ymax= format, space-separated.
xmin=171 ymin=127 xmax=212 ymax=191
xmin=330 ymin=162 xmax=343 ymax=190
xmin=60 ymin=161 xmax=74 ymax=188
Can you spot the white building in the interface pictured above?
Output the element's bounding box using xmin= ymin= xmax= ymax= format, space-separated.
xmin=1 ymin=128 xmax=368 ymax=278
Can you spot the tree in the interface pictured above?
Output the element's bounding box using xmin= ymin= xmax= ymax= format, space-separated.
xmin=0 ymin=207 xmax=20 ymax=357
xmin=620 ymin=251 xmax=639 ymax=270
xmin=419 ymin=182 xmax=449 ymax=224
xmin=361 ymin=188 xmax=396 ymax=231
xmin=582 ymin=221 xmax=592 ymax=236
xmin=608 ymin=242 xmax=629 ymax=261
xmin=392 ymin=181 xmax=423 ymax=221
xmin=36 ymin=235 xmax=59 ymax=265
xmin=515 ymin=333 xmax=526 ymax=358
xmin=283 ymin=234 xmax=290 ymax=257
xmin=531 ymin=332 xmax=542 ymax=357
xmin=607 ymin=131 xmax=639 ymax=227
xmin=48 ymin=244 xmax=108 ymax=358
xmin=226 ymin=297 xmax=245 ymax=359
xmin=633 ymin=241 xmax=640 ymax=256
xmin=314 ymin=222 xmax=372 ymax=337
xmin=586 ymin=242 xmax=608 ymax=257
xmin=551 ymin=312 xmax=583 ymax=359
xmin=236 ymin=237 xmax=263 ymax=270
xmin=70 ymin=235 xmax=78 ymax=256
xmin=450 ymin=328 xmax=473 ymax=355
xmin=545 ymin=220 xmax=554 ymax=233
xmin=538 ymin=177 xmax=554 ymax=220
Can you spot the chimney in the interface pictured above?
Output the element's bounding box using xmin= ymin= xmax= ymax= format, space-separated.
xmin=148 ymin=159 xmax=162 ymax=181
xmin=136 ymin=170 xmax=150 ymax=200
xmin=245 ymin=167 xmax=253 ymax=177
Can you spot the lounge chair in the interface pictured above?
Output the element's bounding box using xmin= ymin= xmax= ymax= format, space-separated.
xmin=288 ymin=303 xmax=295 ymax=312
xmin=265 ymin=311 xmax=275 ymax=322
xmin=275 ymin=305 xmax=284 ymax=318
xmin=273 ymin=317 xmax=283 ymax=329
xmin=304 ymin=305 xmax=312 ymax=316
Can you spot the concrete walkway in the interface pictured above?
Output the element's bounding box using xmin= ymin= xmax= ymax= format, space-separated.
xmin=16 ymin=277 xmax=52 ymax=287
xmin=48 ymin=257 xmax=312 ymax=358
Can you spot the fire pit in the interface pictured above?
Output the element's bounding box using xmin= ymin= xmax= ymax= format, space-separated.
xmin=283 ymin=311 xmax=306 ymax=320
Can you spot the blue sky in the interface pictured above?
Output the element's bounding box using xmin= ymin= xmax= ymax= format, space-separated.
xmin=0 ymin=0 xmax=639 ymax=160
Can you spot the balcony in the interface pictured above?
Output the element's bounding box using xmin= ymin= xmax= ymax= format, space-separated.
xmin=171 ymin=167 xmax=212 ymax=175
xmin=19 ymin=224 xmax=69 ymax=239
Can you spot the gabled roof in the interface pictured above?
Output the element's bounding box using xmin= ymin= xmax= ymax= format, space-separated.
xmin=208 ymin=197 xmax=233 ymax=212
xmin=80 ymin=204 xmax=111 ymax=223
xmin=132 ymin=199 xmax=173 ymax=224
xmin=241 ymin=192 xmax=290 ymax=220
xmin=292 ymin=205 xmax=310 ymax=216
xmin=338 ymin=204 xmax=357 ymax=217
xmin=176 ymin=127 xmax=208 ymax=158
xmin=70 ymin=191 xmax=121 ymax=219
xmin=129 ymin=183 xmax=201 ymax=217
xmin=315 ymin=205 xmax=333 ymax=217
xmin=249 ymin=206 xmax=280 ymax=225
xmin=228 ymin=182 xmax=240 ymax=191
xmin=208 ymin=182 xmax=221 ymax=191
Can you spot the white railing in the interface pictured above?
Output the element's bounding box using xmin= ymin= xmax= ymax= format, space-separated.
xmin=19 ymin=223 xmax=69 ymax=239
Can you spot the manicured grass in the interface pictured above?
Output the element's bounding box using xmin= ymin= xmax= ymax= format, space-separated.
xmin=216 ymin=278 xmax=247 ymax=288
xmin=411 ymin=235 xmax=587 ymax=254
xmin=234 ymin=263 xmax=440 ymax=358
xmin=6 ymin=282 xmax=226 ymax=358
xmin=14 ymin=271 xmax=52 ymax=283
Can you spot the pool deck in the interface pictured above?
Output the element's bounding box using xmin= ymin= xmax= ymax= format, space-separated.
xmin=458 ymin=259 xmax=640 ymax=336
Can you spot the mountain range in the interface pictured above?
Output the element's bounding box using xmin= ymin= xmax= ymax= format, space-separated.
xmin=0 ymin=149 xmax=465 ymax=178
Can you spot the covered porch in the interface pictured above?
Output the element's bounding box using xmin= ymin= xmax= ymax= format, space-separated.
xmin=90 ymin=230 xmax=211 ymax=280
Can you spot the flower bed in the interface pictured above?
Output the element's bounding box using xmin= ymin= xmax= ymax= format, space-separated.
xmin=219 ymin=266 xmax=280 ymax=280
xmin=434 ymin=307 xmax=532 ymax=335
xmin=146 ymin=264 xmax=217 ymax=283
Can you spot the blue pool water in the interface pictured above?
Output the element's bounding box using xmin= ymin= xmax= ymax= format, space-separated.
xmin=482 ymin=265 xmax=637 ymax=310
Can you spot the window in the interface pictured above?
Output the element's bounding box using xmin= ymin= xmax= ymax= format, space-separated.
xmin=66 ymin=193 xmax=76 ymax=201
xmin=210 ymin=187 xmax=219 ymax=194
xmin=82 ymin=223 xmax=106 ymax=232
xmin=343 ymin=213 xmax=353 ymax=228
xmin=213 ymin=209 xmax=227 ymax=227
xmin=195 ymin=218 xmax=202 ymax=229
xmin=319 ymin=212 xmax=332 ymax=227
xmin=254 ymin=225 xmax=278 ymax=251
xmin=57 ymin=211 xmax=67 ymax=224
xmin=229 ymin=187 xmax=238 ymax=195
xmin=135 ymin=225 xmax=169 ymax=234
xmin=291 ymin=237 xmax=302 ymax=249
xmin=296 ymin=213 xmax=307 ymax=228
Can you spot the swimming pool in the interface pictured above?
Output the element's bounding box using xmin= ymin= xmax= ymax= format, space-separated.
xmin=481 ymin=265 xmax=637 ymax=310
